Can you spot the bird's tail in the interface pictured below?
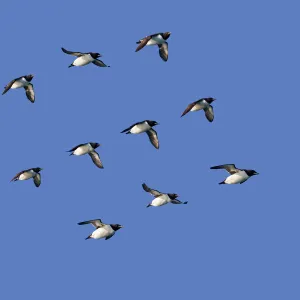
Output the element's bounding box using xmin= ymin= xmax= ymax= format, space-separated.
xmin=146 ymin=204 xmax=151 ymax=208
xmin=183 ymin=201 xmax=188 ymax=204
xmin=68 ymin=64 xmax=74 ymax=68
xmin=85 ymin=235 xmax=91 ymax=240
xmin=219 ymin=180 xmax=226 ymax=185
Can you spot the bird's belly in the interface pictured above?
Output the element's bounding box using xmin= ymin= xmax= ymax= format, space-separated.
xmin=73 ymin=145 xmax=91 ymax=156
xmin=19 ymin=171 xmax=35 ymax=180
xmin=147 ymin=35 xmax=164 ymax=46
xmin=151 ymin=196 xmax=168 ymax=206
xmin=73 ymin=56 xmax=93 ymax=66
xmin=191 ymin=103 xmax=205 ymax=112
xmin=225 ymin=172 xmax=249 ymax=184
xmin=92 ymin=228 xmax=108 ymax=239
xmin=11 ymin=80 xmax=27 ymax=89
xmin=130 ymin=123 xmax=150 ymax=134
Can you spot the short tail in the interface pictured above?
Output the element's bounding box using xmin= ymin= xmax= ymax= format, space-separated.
xmin=146 ymin=204 xmax=151 ymax=208
xmin=85 ymin=235 xmax=91 ymax=240
xmin=68 ymin=64 xmax=74 ymax=68
xmin=219 ymin=180 xmax=226 ymax=185
xmin=183 ymin=201 xmax=188 ymax=204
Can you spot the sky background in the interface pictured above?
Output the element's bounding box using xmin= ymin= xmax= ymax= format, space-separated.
xmin=0 ymin=0 xmax=299 ymax=299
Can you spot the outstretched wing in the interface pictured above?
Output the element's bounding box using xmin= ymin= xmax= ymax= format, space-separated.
xmin=181 ymin=101 xmax=197 ymax=117
xmin=24 ymin=84 xmax=35 ymax=103
xmin=171 ymin=199 xmax=188 ymax=205
xmin=88 ymin=151 xmax=104 ymax=169
xmin=142 ymin=183 xmax=162 ymax=197
xmin=33 ymin=173 xmax=41 ymax=187
xmin=10 ymin=169 xmax=28 ymax=182
xmin=92 ymin=59 xmax=110 ymax=67
xmin=2 ymin=78 xmax=17 ymax=95
xmin=61 ymin=47 xmax=83 ymax=57
xmin=78 ymin=219 xmax=105 ymax=228
xmin=146 ymin=129 xmax=159 ymax=149
xmin=158 ymin=43 xmax=168 ymax=61
xmin=210 ymin=164 xmax=238 ymax=174
xmin=135 ymin=36 xmax=151 ymax=52
xmin=204 ymin=105 xmax=214 ymax=122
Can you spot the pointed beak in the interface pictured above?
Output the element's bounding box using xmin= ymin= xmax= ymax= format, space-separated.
xmin=255 ymin=173 xmax=259 ymax=175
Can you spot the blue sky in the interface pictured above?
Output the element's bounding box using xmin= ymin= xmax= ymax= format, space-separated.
xmin=0 ymin=0 xmax=299 ymax=299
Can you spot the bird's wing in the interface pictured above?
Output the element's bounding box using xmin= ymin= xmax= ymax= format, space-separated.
xmin=181 ymin=101 xmax=197 ymax=117
xmin=210 ymin=164 xmax=238 ymax=174
xmin=2 ymin=78 xmax=17 ymax=95
xmin=146 ymin=129 xmax=159 ymax=149
xmin=78 ymin=219 xmax=105 ymax=228
xmin=135 ymin=36 xmax=151 ymax=52
xmin=204 ymin=105 xmax=214 ymax=122
xmin=33 ymin=173 xmax=41 ymax=187
xmin=158 ymin=42 xmax=168 ymax=61
xmin=105 ymin=232 xmax=115 ymax=240
xmin=88 ymin=151 xmax=104 ymax=169
xmin=120 ymin=122 xmax=138 ymax=133
xmin=24 ymin=84 xmax=35 ymax=103
xmin=10 ymin=169 xmax=27 ymax=182
xmin=68 ymin=143 xmax=85 ymax=152
xmin=61 ymin=47 xmax=83 ymax=57
xmin=171 ymin=199 xmax=187 ymax=204
xmin=92 ymin=59 xmax=110 ymax=67
xmin=142 ymin=183 xmax=162 ymax=197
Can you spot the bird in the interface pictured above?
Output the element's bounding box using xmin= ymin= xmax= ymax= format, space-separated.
xmin=181 ymin=97 xmax=216 ymax=122
xmin=2 ymin=74 xmax=35 ymax=103
xmin=210 ymin=164 xmax=259 ymax=184
xmin=11 ymin=167 xmax=42 ymax=187
xmin=61 ymin=47 xmax=110 ymax=68
xmin=78 ymin=219 xmax=123 ymax=240
xmin=135 ymin=32 xmax=171 ymax=61
xmin=67 ymin=142 xmax=103 ymax=168
xmin=142 ymin=183 xmax=187 ymax=207
xmin=121 ymin=120 xmax=159 ymax=149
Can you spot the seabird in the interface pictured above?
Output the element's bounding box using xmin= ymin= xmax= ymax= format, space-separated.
xmin=11 ymin=167 xmax=42 ymax=187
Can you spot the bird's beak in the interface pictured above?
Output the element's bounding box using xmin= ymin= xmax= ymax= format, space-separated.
xmin=255 ymin=173 xmax=259 ymax=175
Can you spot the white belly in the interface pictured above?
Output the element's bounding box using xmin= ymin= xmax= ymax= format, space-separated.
xmin=130 ymin=123 xmax=151 ymax=134
xmin=19 ymin=171 xmax=35 ymax=180
xmin=191 ymin=101 xmax=208 ymax=112
xmin=73 ymin=144 xmax=92 ymax=156
xmin=73 ymin=55 xmax=93 ymax=66
xmin=151 ymin=194 xmax=170 ymax=207
xmin=11 ymin=78 xmax=28 ymax=89
xmin=147 ymin=35 xmax=164 ymax=46
xmin=225 ymin=171 xmax=249 ymax=184
xmin=92 ymin=227 xmax=114 ymax=239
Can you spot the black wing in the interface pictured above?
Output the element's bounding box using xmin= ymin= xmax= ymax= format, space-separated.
xmin=142 ymin=183 xmax=162 ymax=197
xmin=204 ymin=105 xmax=214 ymax=122
xmin=135 ymin=36 xmax=151 ymax=52
xmin=33 ymin=173 xmax=41 ymax=187
xmin=2 ymin=78 xmax=18 ymax=95
xmin=158 ymin=43 xmax=168 ymax=61
xmin=88 ymin=151 xmax=104 ymax=168
xmin=120 ymin=122 xmax=140 ymax=133
xmin=92 ymin=59 xmax=110 ymax=67
xmin=78 ymin=219 xmax=104 ymax=228
xmin=61 ymin=47 xmax=83 ymax=57
xmin=210 ymin=164 xmax=238 ymax=174
xmin=181 ymin=101 xmax=197 ymax=117
xmin=67 ymin=143 xmax=85 ymax=152
xmin=24 ymin=84 xmax=35 ymax=103
xmin=146 ymin=129 xmax=159 ymax=149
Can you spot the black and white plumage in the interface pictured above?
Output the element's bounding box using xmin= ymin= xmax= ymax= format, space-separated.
xmin=142 ymin=183 xmax=187 ymax=207
xmin=78 ymin=219 xmax=123 ymax=240
xmin=121 ymin=120 xmax=159 ymax=149
xmin=61 ymin=47 xmax=110 ymax=68
xmin=67 ymin=142 xmax=103 ymax=168
xmin=11 ymin=167 xmax=42 ymax=187
xmin=2 ymin=74 xmax=35 ymax=103
xmin=210 ymin=164 xmax=259 ymax=184
xmin=135 ymin=32 xmax=171 ymax=61
xmin=181 ymin=97 xmax=216 ymax=122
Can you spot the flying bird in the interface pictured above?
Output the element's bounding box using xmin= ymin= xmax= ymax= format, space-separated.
xmin=181 ymin=97 xmax=216 ymax=122
xmin=142 ymin=183 xmax=187 ymax=207
xmin=121 ymin=120 xmax=159 ymax=149
xmin=67 ymin=142 xmax=103 ymax=168
xmin=210 ymin=164 xmax=259 ymax=184
xmin=11 ymin=167 xmax=42 ymax=187
xmin=2 ymin=74 xmax=35 ymax=103
xmin=135 ymin=32 xmax=171 ymax=61
xmin=78 ymin=219 xmax=123 ymax=240
xmin=61 ymin=47 xmax=110 ymax=68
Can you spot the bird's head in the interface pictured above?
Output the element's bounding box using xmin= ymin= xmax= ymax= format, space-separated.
xmin=244 ymin=170 xmax=259 ymax=177
xmin=90 ymin=52 xmax=101 ymax=59
xmin=90 ymin=142 xmax=100 ymax=149
xmin=147 ymin=120 xmax=159 ymax=127
xmin=25 ymin=74 xmax=34 ymax=82
xmin=33 ymin=167 xmax=43 ymax=173
xmin=204 ymin=97 xmax=216 ymax=104
xmin=110 ymin=224 xmax=123 ymax=231
xmin=163 ymin=32 xmax=171 ymax=40
xmin=168 ymin=193 xmax=179 ymax=200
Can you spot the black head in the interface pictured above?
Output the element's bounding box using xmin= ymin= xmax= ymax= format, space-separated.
xmin=110 ymin=224 xmax=123 ymax=231
xmin=90 ymin=142 xmax=100 ymax=149
xmin=162 ymin=32 xmax=171 ymax=40
xmin=244 ymin=169 xmax=259 ymax=177
xmin=25 ymin=74 xmax=34 ymax=82
xmin=146 ymin=120 xmax=159 ymax=127
xmin=168 ymin=193 xmax=179 ymax=200
xmin=202 ymin=97 xmax=216 ymax=104
xmin=32 ymin=167 xmax=42 ymax=173
xmin=89 ymin=52 xmax=101 ymax=59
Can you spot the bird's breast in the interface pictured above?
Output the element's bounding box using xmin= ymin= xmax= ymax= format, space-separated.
xmin=130 ymin=123 xmax=151 ymax=134
xmin=73 ymin=55 xmax=94 ymax=66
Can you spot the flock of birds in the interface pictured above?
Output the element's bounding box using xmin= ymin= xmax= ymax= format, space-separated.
xmin=3 ymin=32 xmax=259 ymax=241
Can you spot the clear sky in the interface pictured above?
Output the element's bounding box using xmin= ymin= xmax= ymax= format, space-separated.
xmin=0 ymin=0 xmax=299 ymax=299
